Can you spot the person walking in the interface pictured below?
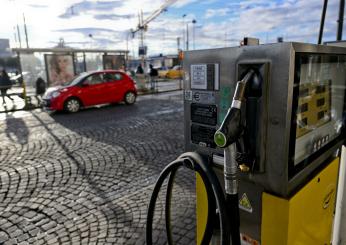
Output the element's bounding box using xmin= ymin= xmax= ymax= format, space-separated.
xmin=35 ymin=77 xmax=46 ymax=104
xmin=149 ymin=64 xmax=158 ymax=91
xmin=0 ymin=69 xmax=13 ymax=104
xmin=136 ymin=64 xmax=144 ymax=74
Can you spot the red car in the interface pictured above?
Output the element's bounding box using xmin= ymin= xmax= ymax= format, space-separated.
xmin=42 ymin=70 xmax=137 ymax=112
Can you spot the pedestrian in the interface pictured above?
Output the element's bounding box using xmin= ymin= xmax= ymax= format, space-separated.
xmin=149 ymin=64 xmax=158 ymax=91
xmin=0 ymin=69 xmax=13 ymax=104
xmin=35 ymin=77 xmax=46 ymax=103
xmin=136 ymin=64 xmax=144 ymax=74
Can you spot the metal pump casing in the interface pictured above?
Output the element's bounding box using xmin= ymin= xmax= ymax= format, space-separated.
xmin=183 ymin=42 xmax=346 ymax=198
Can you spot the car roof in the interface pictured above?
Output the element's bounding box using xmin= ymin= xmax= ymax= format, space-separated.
xmin=84 ymin=70 xmax=125 ymax=75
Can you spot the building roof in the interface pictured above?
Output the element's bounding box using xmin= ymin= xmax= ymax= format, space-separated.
xmin=12 ymin=47 xmax=129 ymax=54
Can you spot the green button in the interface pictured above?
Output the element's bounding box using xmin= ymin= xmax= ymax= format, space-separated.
xmin=214 ymin=131 xmax=226 ymax=147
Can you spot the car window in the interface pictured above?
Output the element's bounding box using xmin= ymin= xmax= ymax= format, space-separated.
xmin=114 ymin=73 xmax=123 ymax=80
xmin=103 ymin=73 xmax=113 ymax=82
xmin=84 ymin=74 xmax=104 ymax=85
xmin=104 ymin=73 xmax=123 ymax=82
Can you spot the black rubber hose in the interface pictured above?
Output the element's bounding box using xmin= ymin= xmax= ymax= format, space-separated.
xmin=164 ymin=163 xmax=216 ymax=245
xmin=180 ymin=152 xmax=231 ymax=245
xmin=226 ymin=193 xmax=241 ymax=245
xmin=146 ymin=159 xmax=183 ymax=245
xmin=146 ymin=152 xmax=232 ymax=245
xmin=165 ymin=166 xmax=179 ymax=245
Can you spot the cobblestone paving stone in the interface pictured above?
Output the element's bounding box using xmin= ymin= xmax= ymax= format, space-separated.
xmin=0 ymin=92 xmax=196 ymax=244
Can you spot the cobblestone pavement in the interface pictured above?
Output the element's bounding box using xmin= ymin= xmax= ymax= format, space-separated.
xmin=0 ymin=91 xmax=196 ymax=244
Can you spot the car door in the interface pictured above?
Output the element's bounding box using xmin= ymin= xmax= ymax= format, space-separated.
xmin=104 ymin=72 xmax=125 ymax=103
xmin=79 ymin=73 xmax=108 ymax=106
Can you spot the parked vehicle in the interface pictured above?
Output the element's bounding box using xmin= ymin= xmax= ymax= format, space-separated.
xmin=42 ymin=70 xmax=137 ymax=113
xmin=165 ymin=65 xmax=183 ymax=79
xmin=157 ymin=66 xmax=169 ymax=78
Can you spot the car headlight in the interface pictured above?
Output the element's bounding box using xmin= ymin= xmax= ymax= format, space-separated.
xmin=52 ymin=91 xmax=61 ymax=98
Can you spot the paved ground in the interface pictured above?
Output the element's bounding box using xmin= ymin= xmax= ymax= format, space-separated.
xmin=0 ymin=91 xmax=196 ymax=244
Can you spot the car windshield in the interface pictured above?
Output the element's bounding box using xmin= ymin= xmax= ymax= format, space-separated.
xmin=62 ymin=72 xmax=89 ymax=87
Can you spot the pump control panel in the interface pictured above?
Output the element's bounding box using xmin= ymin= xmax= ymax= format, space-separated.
xmin=183 ymin=43 xmax=346 ymax=197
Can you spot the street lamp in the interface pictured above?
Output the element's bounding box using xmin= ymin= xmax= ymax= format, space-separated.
xmin=186 ymin=22 xmax=189 ymax=51
xmin=192 ymin=19 xmax=196 ymax=50
xmin=182 ymin=14 xmax=186 ymax=50
xmin=88 ymin=34 xmax=93 ymax=49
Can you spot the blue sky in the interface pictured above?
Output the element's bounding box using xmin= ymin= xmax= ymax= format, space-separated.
xmin=0 ymin=0 xmax=345 ymax=56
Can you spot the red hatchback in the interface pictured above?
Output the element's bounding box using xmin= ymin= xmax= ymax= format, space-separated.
xmin=42 ymin=70 xmax=137 ymax=112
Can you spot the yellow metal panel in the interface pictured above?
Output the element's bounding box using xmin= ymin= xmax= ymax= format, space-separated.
xmin=287 ymin=158 xmax=338 ymax=245
xmin=262 ymin=158 xmax=339 ymax=245
xmin=261 ymin=193 xmax=289 ymax=245
xmin=196 ymin=173 xmax=208 ymax=245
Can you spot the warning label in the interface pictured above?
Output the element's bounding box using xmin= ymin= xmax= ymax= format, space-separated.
xmin=239 ymin=193 xmax=253 ymax=213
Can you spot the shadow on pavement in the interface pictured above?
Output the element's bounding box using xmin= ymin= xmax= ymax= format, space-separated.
xmin=29 ymin=111 xmax=134 ymax=231
xmin=4 ymin=113 xmax=29 ymax=145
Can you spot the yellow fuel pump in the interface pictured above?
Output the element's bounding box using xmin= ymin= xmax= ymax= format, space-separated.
xmin=146 ymin=42 xmax=346 ymax=245
xmin=185 ymin=43 xmax=346 ymax=245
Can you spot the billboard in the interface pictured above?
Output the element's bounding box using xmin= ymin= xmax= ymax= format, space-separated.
xmin=103 ymin=55 xmax=125 ymax=70
xmin=45 ymin=54 xmax=75 ymax=87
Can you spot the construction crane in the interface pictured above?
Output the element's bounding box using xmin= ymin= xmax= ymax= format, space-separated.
xmin=131 ymin=0 xmax=178 ymax=57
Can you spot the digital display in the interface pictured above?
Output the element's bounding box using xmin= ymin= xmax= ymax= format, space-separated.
xmin=296 ymin=80 xmax=331 ymax=138
xmin=292 ymin=54 xmax=346 ymax=166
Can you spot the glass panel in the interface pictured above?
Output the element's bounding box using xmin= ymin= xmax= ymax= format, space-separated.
xmin=85 ymin=53 xmax=103 ymax=71
xmin=103 ymin=55 xmax=125 ymax=70
xmin=20 ymin=53 xmax=46 ymax=90
xmin=293 ymin=54 xmax=346 ymax=165
xmin=74 ymin=53 xmax=86 ymax=75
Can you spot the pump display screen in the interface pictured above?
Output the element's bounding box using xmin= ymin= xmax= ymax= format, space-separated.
xmin=296 ymin=80 xmax=331 ymax=138
xmin=291 ymin=54 xmax=346 ymax=168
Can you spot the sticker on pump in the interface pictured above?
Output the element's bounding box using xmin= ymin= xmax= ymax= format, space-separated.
xmin=239 ymin=193 xmax=253 ymax=213
xmin=190 ymin=64 xmax=219 ymax=90
xmin=191 ymin=64 xmax=207 ymax=89
xmin=184 ymin=90 xmax=192 ymax=101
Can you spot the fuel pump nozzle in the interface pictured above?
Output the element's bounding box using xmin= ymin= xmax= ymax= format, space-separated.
xmin=214 ymin=69 xmax=255 ymax=245
xmin=214 ymin=69 xmax=255 ymax=148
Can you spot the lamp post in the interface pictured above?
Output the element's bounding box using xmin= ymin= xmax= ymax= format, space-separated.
xmin=88 ymin=34 xmax=93 ymax=49
xmin=186 ymin=22 xmax=189 ymax=51
xmin=192 ymin=19 xmax=196 ymax=50
xmin=182 ymin=14 xmax=186 ymax=50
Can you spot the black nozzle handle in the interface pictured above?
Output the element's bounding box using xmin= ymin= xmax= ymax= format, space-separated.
xmin=214 ymin=70 xmax=255 ymax=148
xmin=214 ymin=107 xmax=242 ymax=148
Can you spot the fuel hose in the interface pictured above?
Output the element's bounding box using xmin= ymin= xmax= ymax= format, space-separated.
xmin=146 ymin=152 xmax=231 ymax=245
xmin=164 ymin=160 xmax=216 ymax=245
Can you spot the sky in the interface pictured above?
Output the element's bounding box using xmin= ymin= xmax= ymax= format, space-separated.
xmin=0 ymin=0 xmax=345 ymax=57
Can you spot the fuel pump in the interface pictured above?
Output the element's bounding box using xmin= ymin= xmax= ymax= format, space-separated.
xmin=146 ymin=42 xmax=346 ymax=245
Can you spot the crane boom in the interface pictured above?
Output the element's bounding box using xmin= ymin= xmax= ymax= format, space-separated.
xmin=132 ymin=0 xmax=178 ymax=34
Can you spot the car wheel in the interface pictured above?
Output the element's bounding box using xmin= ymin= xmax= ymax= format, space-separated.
xmin=64 ymin=98 xmax=81 ymax=113
xmin=124 ymin=91 xmax=136 ymax=105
